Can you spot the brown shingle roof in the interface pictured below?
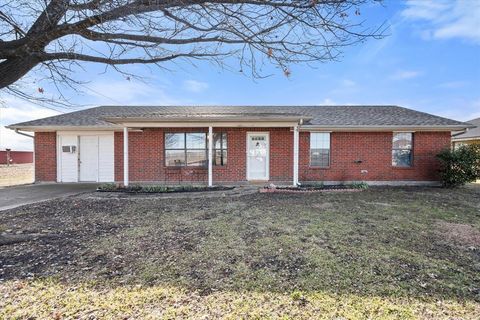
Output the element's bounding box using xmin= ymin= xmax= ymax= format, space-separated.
xmin=452 ymin=118 xmax=480 ymax=140
xmin=7 ymin=105 xmax=472 ymax=130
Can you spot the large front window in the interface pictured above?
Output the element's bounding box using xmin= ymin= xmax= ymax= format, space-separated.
xmin=310 ymin=132 xmax=330 ymax=167
xmin=392 ymin=132 xmax=413 ymax=167
xmin=164 ymin=132 xmax=227 ymax=167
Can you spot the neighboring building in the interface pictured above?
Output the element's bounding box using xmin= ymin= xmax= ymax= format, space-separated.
xmin=6 ymin=105 xmax=473 ymax=186
xmin=452 ymin=118 xmax=480 ymax=149
xmin=0 ymin=150 xmax=33 ymax=165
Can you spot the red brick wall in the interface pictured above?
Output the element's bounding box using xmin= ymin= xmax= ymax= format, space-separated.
xmin=33 ymin=129 xmax=450 ymax=184
xmin=114 ymin=128 xmax=292 ymax=183
xmin=299 ymin=131 xmax=451 ymax=182
xmin=34 ymin=132 xmax=56 ymax=182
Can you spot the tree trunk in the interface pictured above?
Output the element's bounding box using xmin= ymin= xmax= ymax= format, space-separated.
xmin=0 ymin=57 xmax=40 ymax=89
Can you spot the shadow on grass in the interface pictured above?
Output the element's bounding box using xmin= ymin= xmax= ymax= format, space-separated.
xmin=0 ymin=185 xmax=479 ymax=307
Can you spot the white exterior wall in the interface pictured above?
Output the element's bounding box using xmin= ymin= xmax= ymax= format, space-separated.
xmin=57 ymin=131 xmax=114 ymax=183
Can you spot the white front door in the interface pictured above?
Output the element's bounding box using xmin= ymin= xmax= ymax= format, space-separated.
xmin=79 ymin=136 xmax=99 ymax=182
xmin=247 ymin=132 xmax=269 ymax=180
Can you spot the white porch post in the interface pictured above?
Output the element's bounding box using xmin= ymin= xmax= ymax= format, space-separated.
xmin=293 ymin=125 xmax=299 ymax=186
xmin=123 ymin=127 xmax=129 ymax=186
xmin=208 ymin=126 xmax=213 ymax=187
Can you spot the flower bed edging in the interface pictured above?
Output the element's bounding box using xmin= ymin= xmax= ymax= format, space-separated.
xmin=259 ymin=187 xmax=364 ymax=193
xmin=96 ymin=184 xmax=235 ymax=194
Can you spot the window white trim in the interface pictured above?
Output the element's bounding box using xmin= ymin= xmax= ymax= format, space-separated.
xmin=310 ymin=132 xmax=331 ymax=167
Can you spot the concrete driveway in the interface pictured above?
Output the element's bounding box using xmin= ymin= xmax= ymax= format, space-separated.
xmin=0 ymin=183 xmax=99 ymax=211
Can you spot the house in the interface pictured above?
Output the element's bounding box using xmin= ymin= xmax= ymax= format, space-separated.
xmin=7 ymin=105 xmax=473 ymax=186
xmin=452 ymin=118 xmax=480 ymax=149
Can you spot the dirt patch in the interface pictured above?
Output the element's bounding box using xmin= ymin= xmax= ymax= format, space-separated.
xmin=0 ymin=164 xmax=33 ymax=187
xmin=435 ymin=221 xmax=480 ymax=247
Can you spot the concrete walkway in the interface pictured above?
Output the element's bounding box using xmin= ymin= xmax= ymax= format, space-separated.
xmin=0 ymin=183 xmax=98 ymax=211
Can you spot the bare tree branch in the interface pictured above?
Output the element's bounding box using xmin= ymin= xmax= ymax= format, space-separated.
xmin=0 ymin=0 xmax=387 ymax=102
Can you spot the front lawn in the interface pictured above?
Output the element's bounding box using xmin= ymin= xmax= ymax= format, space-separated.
xmin=1 ymin=186 xmax=479 ymax=319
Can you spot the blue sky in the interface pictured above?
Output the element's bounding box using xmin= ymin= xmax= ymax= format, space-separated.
xmin=1 ymin=0 xmax=479 ymax=150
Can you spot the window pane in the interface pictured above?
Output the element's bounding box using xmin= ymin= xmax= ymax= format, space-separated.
xmin=213 ymin=150 xmax=227 ymax=166
xmin=213 ymin=132 xmax=222 ymax=149
xmin=186 ymin=133 xmax=206 ymax=149
xmin=310 ymin=132 xmax=330 ymax=149
xmin=392 ymin=150 xmax=412 ymax=167
xmin=311 ymin=149 xmax=330 ymax=167
xmin=165 ymin=150 xmax=185 ymax=166
xmin=393 ymin=133 xmax=412 ymax=149
xmin=212 ymin=132 xmax=227 ymax=149
xmin=187 ymin=150 xmax=207 ymax=166
xmin=310 ymin=133 xmax=330 ymax=166
xmin=165 ymin=133 xmax=184 ymax=149
xmin=222 ymin=133 xmax=227 ymax=149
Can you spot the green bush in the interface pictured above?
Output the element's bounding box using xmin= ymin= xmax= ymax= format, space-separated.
xmin=437 ymin=144 xmax=480 ymax=187
xmin=350 ymin=182 xmax=369 ymax=189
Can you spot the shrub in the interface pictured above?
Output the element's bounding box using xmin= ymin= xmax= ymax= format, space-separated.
xmin=350 ymin=182 xmax=369 ymax=189
xmin=437 ymin=144 xmax=480 ymax=187
xmin=97 ymin=183 xmax=117 ymax=191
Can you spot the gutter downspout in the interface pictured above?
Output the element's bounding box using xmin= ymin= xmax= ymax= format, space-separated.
xmin=14 ymin=129 xmax=34 ymax=138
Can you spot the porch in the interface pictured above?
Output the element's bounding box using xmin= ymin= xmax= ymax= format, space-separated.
xmin=107 ymin=115 xmax=306 ymax=187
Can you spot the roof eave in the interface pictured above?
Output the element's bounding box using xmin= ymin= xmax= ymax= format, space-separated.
xmin=451 ymin=136 xmax=480 ymax=142
xmin=300 ymin=124 xmax=474 ymax=132
xmin=6 ymin=125 xmax=123 ymax=132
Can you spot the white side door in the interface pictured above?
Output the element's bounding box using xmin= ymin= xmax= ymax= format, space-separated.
xmin=79 ymin=136 xmax=99 ymax=182
xmin=247 ymin=132 xmax=269 ymax=181
xmin=98 ymin=134 xmax=114 ymax=182
xmin=59 ymin=135 xmax=78 ymax=182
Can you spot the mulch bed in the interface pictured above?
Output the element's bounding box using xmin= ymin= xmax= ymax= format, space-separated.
xmin=97 ymin=185 xmax=235 ymax=194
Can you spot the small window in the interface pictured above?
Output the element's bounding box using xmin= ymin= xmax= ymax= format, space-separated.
xmin=310 ymin=132 xmax=330 ymax=167
xmin=212 ymin=132 xmax=227 ymax=166
xmin=392 ymin=132 xmax=413 ymax=167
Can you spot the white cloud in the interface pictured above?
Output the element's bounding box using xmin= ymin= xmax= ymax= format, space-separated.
xmin=183 ymin=80 xmax=209 ymax=93
xmin=390 ymin=70 xmax=422 ymax=80
xmin=84 ymin=79 xmax=180 ymax=105
xmin=437 ymin=81 xmax=468 ymax=89
xmin=0 ymin=97 xmax=60 ymax=151
xmin=319 ymin=98 xmax=335 ymax=105
xmin=0 ymin=77 xmax=188 ymax=151
xmin=402 ymin=0 xmax=480 ymax=43
xmin=341 ymin=79 xmax=356 ymax=87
